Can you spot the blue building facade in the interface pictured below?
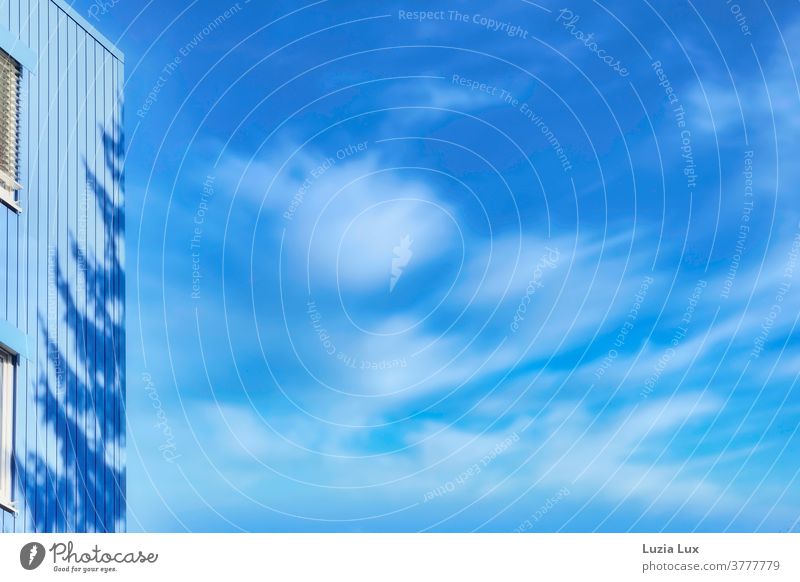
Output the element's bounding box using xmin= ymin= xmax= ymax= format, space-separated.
xmin=0 ymin=0 xmax=124 ymax=532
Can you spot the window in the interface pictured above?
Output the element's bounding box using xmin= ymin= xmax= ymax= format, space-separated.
xmin=0 ymin=348 xmax=13 ymax=511
xmin=0 ymin=48 xmax=21 ymax=213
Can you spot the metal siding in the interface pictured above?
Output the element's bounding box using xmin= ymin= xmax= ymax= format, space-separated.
xmin=55 ymin=7 xmax=66 ymax=534
xmin=0 ymin=0 xmax=7 ymax=531
xmin=13 ymin=3 xmax=27 ymax=533
xmin=94 ymin=39 xmax=104 ymax=531
xmin=45 ymin=1 xmax=56 ymax=532
xmin=22 ymin=0 xmax=37 ymax=533
xmin=115 ymin=54 xmax=124 ymax=533
xmin=86 ymin=36 xmax=97 ymax=533
xmin=0 ymin=0 xmax=123 ymax=533
xmin=10 ymin=2 xmax=19 ymax=43
xmin=0 ymin=0 xmax=8 ymax=34
xmin=75 ymin=23 xmax=86 ymax=534
xmin=34 ymin=0 xmax=47 ymax=531
xmin=65 ymin=15 xmax=76 ymax=533
xmin=102 ymin=50 xmax=110 ymax=532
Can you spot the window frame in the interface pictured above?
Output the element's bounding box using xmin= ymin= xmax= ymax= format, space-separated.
xmin=0 ymin=47 xmax=21 ymax=214
xmin=0 ymin=347 xmax=15 ymax=513
xmin=0 ymin=170 xmax=21 ymax=212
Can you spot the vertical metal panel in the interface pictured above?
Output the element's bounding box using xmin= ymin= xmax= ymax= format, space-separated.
xmin=0 ymin=0 xmax=124 ymax=533
xmin=114 ymin=54 xmax=124 ymax=534
xmin=55 ymin=6 xmax=67 ymax=534
xmin=85 ymin=36 xmax=97 ymax=533
xmin=34 ymin=0 xmax=48 ymax=531
xmin=43 ymin=0 xmax=53 ymax=531
xmin=21 ymin=0 xmax=38 ymax=532
xmin=9 ymin=2 xmax=19 ymax=39
xmin=65 ymin=15 xmax=76 ymax=533
xmin=93 ymin=38 xmax=105 ymax=532
xmin=102 ymin=50 xmax=112 ymax=532
xmin=45 ymin=1 xmax=57 ymax=532
xmin=0 ymin=0 xmax=10 ymax=535
xmin=11 ymin=0 xmax=32 ymax=532
xmin=75 ymin=23 xmax=86 ymax=535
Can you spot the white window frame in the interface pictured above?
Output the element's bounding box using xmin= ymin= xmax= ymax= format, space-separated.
xmin=0 ymin=169 xmax=22 ymax=213
xmin=0 ymin=348 xmax=14 ymax=513
xmin=0 ymin=47 xmax=22 ymax=214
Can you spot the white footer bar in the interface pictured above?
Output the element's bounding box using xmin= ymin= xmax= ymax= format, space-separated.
xmin=1 ymin=534 xmax=797 ymax=580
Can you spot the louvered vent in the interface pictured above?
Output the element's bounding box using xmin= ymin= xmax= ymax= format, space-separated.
xmin=0 ymin=48 xmax=20 ymax=212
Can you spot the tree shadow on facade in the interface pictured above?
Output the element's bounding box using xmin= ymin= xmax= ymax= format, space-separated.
xmin=24 ymin=121 xmax=125 ymax=532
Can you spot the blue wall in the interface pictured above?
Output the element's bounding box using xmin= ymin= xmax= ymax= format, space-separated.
xmin=0 ymin=0 xmax=124 ymax=533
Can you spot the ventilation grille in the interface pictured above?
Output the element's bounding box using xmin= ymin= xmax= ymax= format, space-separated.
xmin=0 ymin=48 xmax=20 ymax=197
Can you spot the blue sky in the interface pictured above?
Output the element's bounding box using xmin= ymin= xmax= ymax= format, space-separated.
xmin=68 ymin=0 xmax=799 ymax=531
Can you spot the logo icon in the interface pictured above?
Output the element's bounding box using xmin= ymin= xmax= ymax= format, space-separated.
xmin=390 ymin=235 xmax=414 ymax=292
xmin=20 ymin=542 xmax=46 ymax=570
